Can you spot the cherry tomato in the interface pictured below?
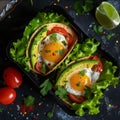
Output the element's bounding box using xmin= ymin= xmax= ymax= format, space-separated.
xmin=47 ymin=27 xmax=68 ymax=36
xmin=66 ymin=33 xmax=73 ymax=46
xmin=47 ymin=26 xmax=73 ymax=46
xmin=0 ymin=87 xmax=16 ymax=105
xmin=90 ymin=55 xmax=103 ymax=73
xmin=68 ymin=93 xmax=86 ymax=104
xmin=35 ymin=62 xmax=42 ymax=72
xmin=3 ymin=67 xmax=23 ymax=88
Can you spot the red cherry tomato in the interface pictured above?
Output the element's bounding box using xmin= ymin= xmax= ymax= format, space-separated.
xmin=66 ymin=33 xmax=73 ymax=46
xmin=0 ymin=87 xmax=16 ymax=105
xmin=47 ymin=27 xmax=68 ymax=36
xmin=35 ymin=62 xmax=42 ymax=72
xmin=90 ymin=55 xmax=103 ymax=73
xmin=47 ymin=27 xmax=73 ymax=46
xmin=3 ymin=67 xmax=23 ymax=88
xmin=68 ymin=93 xmax=86 ymax=104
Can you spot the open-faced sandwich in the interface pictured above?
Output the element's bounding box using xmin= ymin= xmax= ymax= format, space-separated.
xmin=10 ymin=12 xmax=78 ymax=75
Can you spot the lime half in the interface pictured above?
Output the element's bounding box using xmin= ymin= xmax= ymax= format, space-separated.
xmin=95 ymin=1 xmax=120 ymax=30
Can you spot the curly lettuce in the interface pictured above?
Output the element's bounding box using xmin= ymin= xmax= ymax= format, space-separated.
xmin=10 ymin=12 xmax=69 ymax=71
xmin=57 ymin=38 xmax=100 ymax=70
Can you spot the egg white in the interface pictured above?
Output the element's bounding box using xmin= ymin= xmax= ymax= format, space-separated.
xmin=38 ymin=33 xmax=68 ymax=68
xmin=65 ymin=68 xmax=100 ymax=96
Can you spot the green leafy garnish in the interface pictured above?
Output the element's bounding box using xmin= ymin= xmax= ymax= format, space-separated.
xmin=24 ymin=95 xmax=35 ymax=107
xmin=55 ymin=86 xmax=68 ymax=99
xmin=93 ymin=25 xmax=103 ymax=34
xmin=106 ymin=33 xmax=115 ymax=40
xmin=59 ymin=49 xmax=65 ymax=56
xmin=79 ymin=69 xmax=86 ymax=76
xmin=40 ymin=79 xmax=52 ymax=96
xmin=47 ymin=105 xmax=55 ymax=119
xmin=41 ymin=62 xmax=46 ymax=74
xmin=50 ymin=33 xmax=57 ymax=41
xmin=93 ymin=25 xmax=115 ymax=40
xmin=74 ymin=0 xmax=94 ymax=14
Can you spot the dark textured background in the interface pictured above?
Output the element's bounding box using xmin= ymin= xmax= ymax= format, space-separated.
xmin=0 ymin=0 xmax=120 ymax=120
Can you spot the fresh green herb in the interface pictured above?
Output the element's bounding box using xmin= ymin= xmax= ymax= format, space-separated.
xmin=41 ymin=62 xmax=46 ymax=74
xmin=79 ymin=69 xmax=86 ymax=76
xmin=93 ymin=24 xmax=115 ymax=40
xmin=47 ymin=105 xmax=55 ymax=119
xmin=24 ymin=95 xmax=35 ymax=107
xmin=40 ymin=79 xmax=52 ymax=96
xmin=106 ymin=33 xmax=115 ymax=40
xmin=93 ymin=25 xmax=103 ymax=34
xmin=74 ymin=0 xmax=94 ymax=14
xmin=59 ymin=49 xmax=64 ymax=56
xmin=62 ymin=41 xmax=67 ymax=46
xmin=50 ymin=33 xmax=57 ymax=41
xmin=55 ymin=86 xmax=68 ymax=99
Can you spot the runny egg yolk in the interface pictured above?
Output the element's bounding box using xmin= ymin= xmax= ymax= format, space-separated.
xmin=69 ymin=72 xmax=91 ymax=92
xmin=41 ymin=41 xmax=66 ymax=63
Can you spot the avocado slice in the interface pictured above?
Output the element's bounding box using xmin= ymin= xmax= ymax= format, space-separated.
xmin=56 ymin=60 xmax=98 ymax=86
xmin=29 ymin=26 xmax=47 ymax=69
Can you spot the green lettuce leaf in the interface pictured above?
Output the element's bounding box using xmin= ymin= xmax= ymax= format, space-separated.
xmin=57 ymin=38 xmax=100 ymax=70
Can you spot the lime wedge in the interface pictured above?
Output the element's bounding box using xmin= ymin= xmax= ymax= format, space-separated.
xmin=95 ymin=1 xmax=120 ymax=30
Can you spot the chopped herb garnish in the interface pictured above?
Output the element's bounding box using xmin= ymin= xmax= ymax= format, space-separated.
xmin=62 ymin=41 xmax=67 ymax=46
xmin=93 ymin=25 xmax=115 ymax=40
xmin=55 ymin=86 xmax=68 ymax=99
xmin=40 ymin=79 xmax=52 ymax=96
xmin=41 ymin=62 xmax=46 ymax=74
xmin=106 ymin=33 xmax=115 ymax=40
xmin=24 ymin=95 xmax=35 ymax=107
xmin=93 ymin=25 xmax=103 ymax=34
xmin=59 ymin=49 xmax=64 ymax=56
xmin=50 ymin=33 xmax=57 ymax=41
xmin=47 ymin=105 xmax=55 ymax=119
xmin=79 ymin=69 xmax=86 ymax=76
xmin=74 ymin=0 xmax=94 ymax=14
